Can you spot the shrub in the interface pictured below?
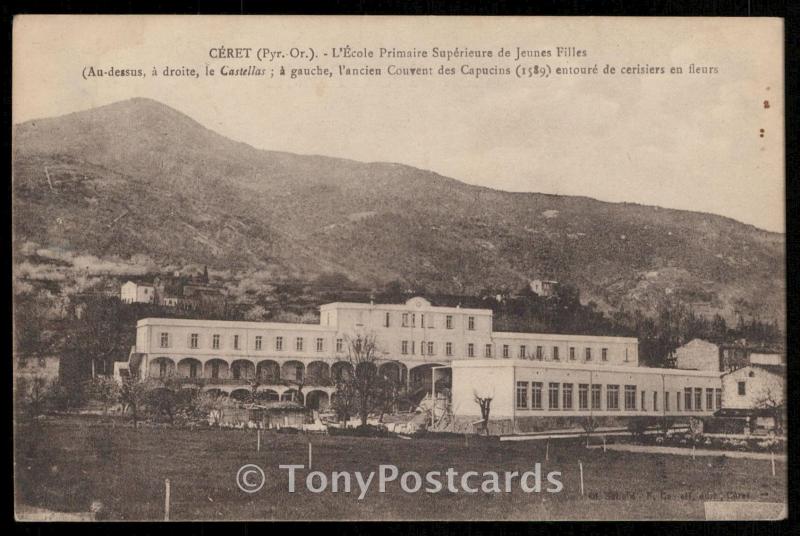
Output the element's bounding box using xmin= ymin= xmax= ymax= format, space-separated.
xmin=627 ymin=417 xmax=659 ymax=439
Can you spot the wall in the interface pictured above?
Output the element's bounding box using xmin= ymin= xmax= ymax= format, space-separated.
xmin=674 ymin=339 xmax=720 ymax=371
xmin=451 ymin=363 xmax=515 ymax=419
xmin=451 ymin=360 xmax=721 ymax=423
xmin=322 ymin=297 xmax=494 ymax=364
xmin=137 ymin=318 xmax=335 ymax=359
xmin=722 ymin=366 xmax=785 ymax=410
xmin=750 ymin=353 xmax=783 ymax=366
xmin=14 ymin=356 xmax=60 ymax=382
xmin=492 ymin=333 xmax=638 ymax=366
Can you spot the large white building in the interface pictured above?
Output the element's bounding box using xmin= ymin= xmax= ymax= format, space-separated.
xmin=114 ymin=296 xmax=724 ymax=422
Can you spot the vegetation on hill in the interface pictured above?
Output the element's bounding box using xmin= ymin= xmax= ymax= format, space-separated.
xmin=13 ymin=98 xmax=785 ymax=327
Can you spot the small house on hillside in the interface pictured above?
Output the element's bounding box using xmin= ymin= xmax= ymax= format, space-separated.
xmin=529 ymin=279 xmax=558 ymax=297
xmin=120 ymin=281 xmax=155 ymax=304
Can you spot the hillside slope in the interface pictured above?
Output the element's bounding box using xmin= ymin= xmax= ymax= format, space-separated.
xmin=12 ymin=98 xmax=785 ymax=322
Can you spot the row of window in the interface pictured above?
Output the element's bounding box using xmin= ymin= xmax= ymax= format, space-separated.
xmin=160 ymin=332 xmax=625 ymax=365
xmin=399 ymin=341 xmax=493 ymax=357
xmin=502 ymin=345 xmax=619 ymax=362
xmin=515 ymin=382 xmax=722 ymax=412
xmin=161 ymin=332 xmax=343 ymax=353
xmin=394 ymin=313 xmax=477 ymax=330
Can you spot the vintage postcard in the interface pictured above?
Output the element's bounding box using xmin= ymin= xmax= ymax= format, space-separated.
xmin=12 ymin=15 xmax=786 ymax=521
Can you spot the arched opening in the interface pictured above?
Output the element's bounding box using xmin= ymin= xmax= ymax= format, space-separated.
xmin=204 ymin=388 xmax=224 ymax=398
xmin=331 ymin=361 xmax=354 ymax=382
xmin=177 ymin=358 xmax=202 ymax=379
xmin=231 ymin=359 xmax=255 ymax=381
xmin=230 ymin=388 xmax=251 ymax=401
xmin=281 ymin=361 xmax=304 ymax=383
xmin=256 ymin=389 xmax=280 ymax=402
xmin=306 ymin=390 xmax=330 ymax=411
xmin=148 ymin=357 xmax=175 ymax=379
xmin=281 ymin=389 xmax=304 ymax=404
xmin=306 ymin=361 xmax=331 ymax=385
xmin=409 ymin=363 xmax=444 ymax=394
xmin=203 ymin=359 xmax=230 ymax=381
xmin=378 ymin=361 xmax=407 ymax=384
xmin=256 ymin=360 xmax=281 ymax=384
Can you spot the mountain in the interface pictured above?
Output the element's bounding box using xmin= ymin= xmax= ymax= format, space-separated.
xmin=12 ymin=98 xmax=785 ymax=324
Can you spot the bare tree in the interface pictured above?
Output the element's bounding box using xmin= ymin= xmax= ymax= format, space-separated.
xmin=332 ymin=376 xmax=357 ymax=426
xmin=375 ymin=373 xmax=405 ymax=423
xmin=580 ymin=416 xmax=597 ymax=445
xmin=119 ymin=376 xmax=150 ymax=428
xmin=754 ymin=387 xmax=785 ymax=434
xmin=86 ymin=376 xmax=121 ymax=416
xmin=15 ymin=376 xmax=51 ymax=419
xmin=344 ymin=334 xmax=381 ymax=427
xmin=474 ymin=391 xmax=493 ymax=436
xmin=247 ymin=377 xmax=261 ymax=404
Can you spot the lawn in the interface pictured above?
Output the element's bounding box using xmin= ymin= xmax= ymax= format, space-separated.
xmin=14 ymin=416 xmax=787 ymax=521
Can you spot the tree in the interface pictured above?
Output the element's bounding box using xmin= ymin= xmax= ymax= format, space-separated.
xmin=474 ymin=391 xmax=493 ymax=436
xmin=374 ymin=373 xmax=405 ymax=422
xmin=119 ymin=376 xmax=149 ymax=427
xmin=60 ymin=297 xmax=136 ymax=395
xmin=754 ymin=388 xmax=785 ymax=434
xmin=247 ymin=377 xmax=262 ymax=404
xmin=146 ymin=387 xmax=178 ymax=424
xmin=341 ymin=334 xmax=382 ymax=427
xmin=331 ymin=377 xmax=357 ymax=426
xmin=580 ymin=416 xmax=597 ymax=445
xmin=15 ymin=376 xmax=51 ymax=419
xmin=198 ymin=391 xmax=235 ymax=426
xmin=659 ymin=416 xmax=676 ymax=438
xmin=243 ymin=305 xmax=268 ymax=321
xmin=85 ymin=376 xmax=121 ymax=415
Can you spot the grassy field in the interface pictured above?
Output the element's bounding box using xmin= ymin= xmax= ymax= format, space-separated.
xmin=15 ymin=416 xmax=786 ymax=521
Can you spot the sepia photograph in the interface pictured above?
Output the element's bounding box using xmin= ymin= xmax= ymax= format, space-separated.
xmin=12 ymin=15 xmax=787 ymax=521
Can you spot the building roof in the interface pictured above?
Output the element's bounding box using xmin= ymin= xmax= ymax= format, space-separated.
xmin=122 ymin=280 xmax=154 ymax=288
xmin=678 ymin=338 xmax=718 ymax=348
xmin=320 ymin=296 xmax=493 ymax=315
xmin=137 ymin=317 xmax=334 ymax=332
xmin=493 ymin=332 xmax=638 ymax=343
xmin=449 ymin=358 xmax=722 ymax=378
xmin=722 ymin=363 xmax=786 ymax=377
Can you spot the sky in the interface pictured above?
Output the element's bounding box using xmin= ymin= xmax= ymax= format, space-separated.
xmin=13 ymin=16 xmax=785 ymax=232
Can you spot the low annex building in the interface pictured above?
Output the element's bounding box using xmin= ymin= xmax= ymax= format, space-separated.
xmin=448 ymin=359 xmax=721 ymax=434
